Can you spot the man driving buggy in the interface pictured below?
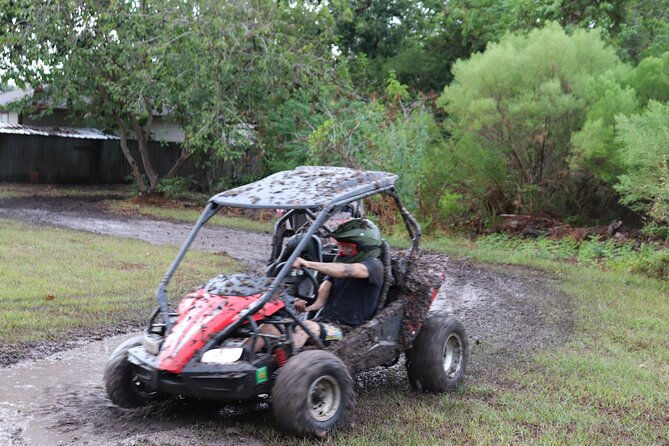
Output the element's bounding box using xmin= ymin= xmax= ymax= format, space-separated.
xmin=257 ymin=218 xmax=384 ymax=350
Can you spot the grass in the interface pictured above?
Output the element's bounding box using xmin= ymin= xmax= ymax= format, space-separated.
xmin=0 ymin=182 xmax=127 ymax=200
xmin=0 ymin=218 xmax=238 ymax=345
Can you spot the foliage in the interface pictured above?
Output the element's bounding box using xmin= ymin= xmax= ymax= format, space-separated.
xmin=329 ymin=0 xmax=447 ymax=92
xmin=156 ymin=176 xmax=199 ymax=196
xmin=569 ymin=74 xmax=638 ymax=183
xmin=629 ymin=51 xmax=669 ymax=106
xmin=305 ymin=73 xmax=443 ymax=213
xmin=614 ymin=0 xmax=669 ymax=63
xmin=438 ymin=22 xmax=630 ymax=222
xmin=476 ymin=233 xmax=669 ymax=280
xmin=615 ymin=101 xmax=669 ymax=233
xmin=0 ymin=0 xmax=337 ymax=194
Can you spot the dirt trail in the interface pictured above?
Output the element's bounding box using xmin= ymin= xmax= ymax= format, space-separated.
xmin=0 ymin=207 xmax=271 ymax=272
xmin=0 ymin=194 xmax=573 ymax=445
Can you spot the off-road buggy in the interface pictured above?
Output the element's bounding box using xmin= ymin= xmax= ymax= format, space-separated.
xmin=104 ymin=166 xmax=469 ymax=437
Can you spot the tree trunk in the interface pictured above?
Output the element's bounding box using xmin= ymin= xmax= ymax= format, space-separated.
xmin=130 ymin=115 xmax=159 ymax=193
xmin=114 ymin=115 xmax=147 ymax=194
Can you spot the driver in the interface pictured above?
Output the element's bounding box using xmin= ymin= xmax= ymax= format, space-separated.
xmin=256 ymin=218 xmax=384 ymax=350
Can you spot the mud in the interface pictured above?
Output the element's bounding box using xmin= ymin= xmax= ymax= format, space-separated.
xmin=0 ymin=191 xmax=573 ymax=445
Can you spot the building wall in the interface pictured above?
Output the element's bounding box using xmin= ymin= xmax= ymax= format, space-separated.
xmin=0 ymin=111 xmax=19 ymax=124
xmin=22 ymin=109 xmax=87 ymax=128
xmin=150 ymin=117 xmax=185 ymax=143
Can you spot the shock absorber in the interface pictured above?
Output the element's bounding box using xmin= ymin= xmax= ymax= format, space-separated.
xmin=274 ymin=347 xmax=287 ymax=368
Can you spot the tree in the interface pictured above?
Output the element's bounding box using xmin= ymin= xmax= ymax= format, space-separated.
xmin=304 ymin=72 xmax=443 ymax=213
xmin=629 ymin=52 xmax=669 ymax=106
xmin=437 ymin=22 xmax=630 ymax=221
xmin=615 ymin=101 xmax=669 ymax=234
xmin=0 ymin=0 xmax=337 ymax=194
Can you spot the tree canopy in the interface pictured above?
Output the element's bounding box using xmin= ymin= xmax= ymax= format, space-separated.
xmin=0 ymin=0 xmax=338 ymax=193
xmin=2 ymin=0 xmax=669 ymax=235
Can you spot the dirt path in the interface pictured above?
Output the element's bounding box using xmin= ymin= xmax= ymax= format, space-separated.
xmin=0 ymin=194 xmax=573 ymax=445
xmin=0 ymin=205 xmax=272 ymax=272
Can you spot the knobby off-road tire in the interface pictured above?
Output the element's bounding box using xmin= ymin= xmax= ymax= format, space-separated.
xmin=104 ymin=336 xmax=151 ymax=408
xmin=406 ymin=315 xmax=469 ymax=393
xmin=272 ymin=350 xmax=355 ymax=437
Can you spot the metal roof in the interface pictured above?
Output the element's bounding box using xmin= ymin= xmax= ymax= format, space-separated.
xmin=0 ymin=123 xmax=119 ymax=140
xmin=211 ymin=166 xmax=397 ymax=209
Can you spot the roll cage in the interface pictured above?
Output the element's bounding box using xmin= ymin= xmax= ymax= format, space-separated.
xmin=153 ymin=166 xmax=421 ymax=359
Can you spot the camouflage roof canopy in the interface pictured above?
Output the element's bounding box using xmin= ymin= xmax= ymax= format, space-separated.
xmin=211 ymin=166 xmax=398 ymax=209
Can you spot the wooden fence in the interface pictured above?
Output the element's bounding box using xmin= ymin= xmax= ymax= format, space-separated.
xmin=0 ymin=133 xmax=261 ymax=187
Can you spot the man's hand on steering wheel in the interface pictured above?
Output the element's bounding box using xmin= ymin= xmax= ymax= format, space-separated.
xmin=294 ymin=298 xmax=308 ymax=312
xmin=292 ymin=257 xmax=308 ymax=270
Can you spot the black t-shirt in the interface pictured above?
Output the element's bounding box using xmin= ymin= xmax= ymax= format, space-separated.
xmin=318 ymin=257 xmax=384 ymax=327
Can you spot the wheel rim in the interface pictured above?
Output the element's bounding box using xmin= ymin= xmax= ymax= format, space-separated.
xmin=443 ymin=333 xmax=463 ymax=378
xmin=308 ymin=375 xmax=341 ymax=422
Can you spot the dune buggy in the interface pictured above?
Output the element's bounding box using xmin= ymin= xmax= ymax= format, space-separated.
xmin=104 ymin=166 xmax=469 ymax=437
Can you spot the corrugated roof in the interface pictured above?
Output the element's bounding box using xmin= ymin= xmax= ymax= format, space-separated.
xmin=211 ymin=166 xmax=397 ymax=209
xmin=0 ymin=123 xmax=119 ymax=140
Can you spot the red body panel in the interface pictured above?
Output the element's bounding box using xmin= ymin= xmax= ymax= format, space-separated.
xmin=158 ymin=289 xmax=284 ymax=374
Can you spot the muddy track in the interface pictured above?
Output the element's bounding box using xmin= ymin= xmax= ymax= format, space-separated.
xmin=0 ymin=194 xmax=573 ymax=445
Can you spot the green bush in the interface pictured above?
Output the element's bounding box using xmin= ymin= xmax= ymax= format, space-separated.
xmin=615 ymin=101 xmax=669 ymax=234
xmin=476 ymin=234 xmax=669 ymax=280
xmin=437 ymin=22 xmax=631 ymax=223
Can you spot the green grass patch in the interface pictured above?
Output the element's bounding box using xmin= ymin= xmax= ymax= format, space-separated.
xmin=0 ymin=218 xmax=238 ymax=345
xmin=104 ymin=200 xmax=273 ymax=233
xmin=0 ymin=182 xmax=128 ymax=200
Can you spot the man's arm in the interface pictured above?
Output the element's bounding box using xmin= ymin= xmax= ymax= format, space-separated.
xmin=292 ymin=257 xmax=369 ymax=279
xmin=294 ymin=279 xmax=331 ymax=312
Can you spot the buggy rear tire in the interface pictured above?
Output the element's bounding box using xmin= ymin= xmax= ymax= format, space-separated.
xmin=104 ymin=336 xmax=151 ymax=408
xmin=406 ymin=315 xmax=469 ymax=393
xmin=272 ymin=350 xmax=354 ymax=437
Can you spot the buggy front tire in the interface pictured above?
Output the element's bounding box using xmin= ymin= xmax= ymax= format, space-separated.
xmin=104 ymin=336 xmax=151 ymax=408
xmin=272 ymin=350 xmax=354 ymax=437
xmin=406 ymin=315 xmax=469 ymax=393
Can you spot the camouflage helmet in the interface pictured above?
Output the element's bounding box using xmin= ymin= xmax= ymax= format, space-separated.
xmin=329 ymin=218 xmax=382 ymax=263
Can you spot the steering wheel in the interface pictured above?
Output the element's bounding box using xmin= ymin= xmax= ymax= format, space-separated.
xmin=297 ymin=266 xmax=319 ymax=301
xmin=274 ymin=262 xmax=319 ymax=304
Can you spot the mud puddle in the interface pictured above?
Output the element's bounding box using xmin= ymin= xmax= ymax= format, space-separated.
xmin=0 ymin=334 xmax=267 ymax=446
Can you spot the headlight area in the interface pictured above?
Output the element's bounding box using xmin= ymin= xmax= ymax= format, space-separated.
xmin=201 ymin=347 xmax=245 ymax=364
xmin=142 ymin=335 xmax=162 ymax=356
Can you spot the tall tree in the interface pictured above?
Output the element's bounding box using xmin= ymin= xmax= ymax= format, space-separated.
xmin=0 ymin=0 xmax=337 ymax=194
xmin=438 ymin=22 xmax=631 ymax=220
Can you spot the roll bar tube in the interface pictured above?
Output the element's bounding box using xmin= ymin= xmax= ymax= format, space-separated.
xmin=195 ymin=206 xmax=335 ymax=357
xmin=386 ymin=188 xmax=421 ymax=254
xmin=155 ymin=202 xmax=220 ymax=332
xmin=157 ymin=183 xmax=416 ymax=356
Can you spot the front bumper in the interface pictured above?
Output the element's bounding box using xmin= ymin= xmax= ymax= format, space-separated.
xmin=127 ymin=346 xmax=272 ymax=401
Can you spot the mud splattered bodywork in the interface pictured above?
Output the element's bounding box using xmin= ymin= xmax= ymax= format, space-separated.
xmin=328 ymin=252 xmax=443 ymax=374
